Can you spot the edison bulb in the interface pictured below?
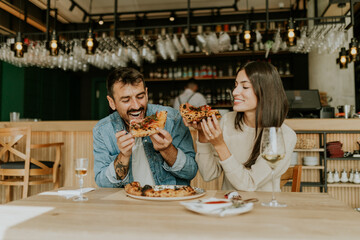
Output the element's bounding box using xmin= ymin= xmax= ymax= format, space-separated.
xmin=340 ymin=56 xmax=347 ymax=64
xmin=50 ymin=40 xmax=58 ymax=49
xmin=244 ymin=31 xmax=251 ymax=40
xmin=87 ymin=38 xmax=94 ymax=47
xmin=15 ymin=42 xmax=23 ymax=51
xmin=350 ymin=47 xmax=357 ymax=56
xmin=288 ymin=29 xmax=295 ymax=38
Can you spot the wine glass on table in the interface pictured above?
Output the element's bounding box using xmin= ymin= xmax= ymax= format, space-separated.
xmin=261 ymin=127 xmax=286 ymax=207
xmin=73 ymin=158 xmax=89 ymax=202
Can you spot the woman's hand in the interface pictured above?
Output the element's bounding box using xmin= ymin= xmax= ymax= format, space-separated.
xmin=200 ymin=114 xmax=224 ymax=146
xmin=200 ymin=114 xmax=231 ymax=161
xmin=182 ymin=117 xmax=209 ymax=143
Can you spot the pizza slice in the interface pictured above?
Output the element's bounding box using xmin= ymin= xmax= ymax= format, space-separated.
xmin=179 ymin=103 xmax=221 ymax=123
xmin=130 ymin=111 xmax=167 ymax=137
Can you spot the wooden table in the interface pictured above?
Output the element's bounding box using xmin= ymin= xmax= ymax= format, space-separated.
xmin=1 ymin=189 xmax=360 ymax=239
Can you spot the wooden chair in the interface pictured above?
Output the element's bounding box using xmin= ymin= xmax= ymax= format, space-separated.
xmin=0 ymin=127 xmax=64 ymax=202
xmin=280 ymin=165 xmax=302 ymax=192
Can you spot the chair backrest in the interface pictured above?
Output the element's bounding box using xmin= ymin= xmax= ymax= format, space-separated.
xmin=0 ymin=127 xmax=31 ymax=169
xmin=280 ymin=165 xmax=302 ymax=192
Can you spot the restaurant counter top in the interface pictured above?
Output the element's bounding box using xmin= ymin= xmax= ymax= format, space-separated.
xmin=1 ymin=118 xmax=360 ymax=131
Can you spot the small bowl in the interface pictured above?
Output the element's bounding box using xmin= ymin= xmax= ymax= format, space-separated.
xmin=195 ymin=198 xmax=232 ymax=211
xmin=303 ymin=156 xmax=319 ymax=166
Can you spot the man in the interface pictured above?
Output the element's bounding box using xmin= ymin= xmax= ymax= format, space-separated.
xmin=93 ymin=67 xmax=198 ymax=188
xmin=173 ymin=78 xmax=207 ymax=110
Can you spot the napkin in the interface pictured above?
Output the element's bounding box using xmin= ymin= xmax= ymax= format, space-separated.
xmin=39 ymin=188 xmax=95 ymax=199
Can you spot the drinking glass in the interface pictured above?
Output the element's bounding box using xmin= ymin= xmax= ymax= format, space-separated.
xmin=261 ymin=127 xmax=286 ymax=207
xmin=73 ymin=158 xmax=89 ymax=201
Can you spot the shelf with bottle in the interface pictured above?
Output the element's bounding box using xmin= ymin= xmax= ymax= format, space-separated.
xmin=145 ymin=75 xmax=293 ymax=82
xmin=327 ymin=183 xmax=360 ymax=187
xmin=302 ymin=165 xmax=325 ymax=170
xmin=326 ymin=157 xmax=360 ymax=160
xmin=147 ymin=85 xmax=233 ymax=109
xmin=294 ymin=148 xmax=325 ymax=152
xmin=176 ymin=50 xmax=293 ymax=58
xmin=145 ymin=61 xmax=293 ymax=81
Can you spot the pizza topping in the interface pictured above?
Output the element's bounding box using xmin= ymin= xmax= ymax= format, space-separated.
xmin=179 ymin=103 xmax=221 ymax=123
xmin=125 ymin=181 xmax=196 ymax=198
xmin=130 ymin=111 xmax=167 ymax=137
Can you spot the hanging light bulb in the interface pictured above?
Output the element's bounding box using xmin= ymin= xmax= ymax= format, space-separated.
xmin=348 ymin=38 xmax=358 ymax=62
xmin=240 ymin=19 xmax=254 ymax=50
xmin=82 ymin=28 xmax=98 ymax=54
xmin=337 ymin=47 xmax=348 ymax=69
xmin=287 ymin=17 xmax=297 ymax=47
xmin=46 ymin=30 xmax=60 ymax=56
xmin=169 ymin=12 xmax=176 ymax=22
xmin=11 ymin=32 xmax=27 ymax=58
xmin=98 ymin=16 xmax=104 ymax=25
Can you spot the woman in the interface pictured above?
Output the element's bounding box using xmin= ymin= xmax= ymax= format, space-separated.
xmin=185 ymin=61 xmax=297 ymax=191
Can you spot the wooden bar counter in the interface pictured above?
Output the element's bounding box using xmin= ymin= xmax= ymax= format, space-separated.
xmin=1 ymin=119 xmax=360 ymax=207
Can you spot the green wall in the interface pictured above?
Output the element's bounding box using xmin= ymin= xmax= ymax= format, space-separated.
xmin=0 ymin=60 xmax=109 ymax=121
xmin=0 ymin=62 xmax=25 ymax=121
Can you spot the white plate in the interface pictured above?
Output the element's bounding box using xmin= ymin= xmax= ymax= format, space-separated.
xmin=180 ymin=198 xmax=254 ymax=217
xmin=126 ymin=185 xmax=206 ymax=201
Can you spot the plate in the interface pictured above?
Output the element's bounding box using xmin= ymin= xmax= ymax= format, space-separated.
xmin=180 ymin=198 xmax=254 ymax=217
xmin=126 ymin=185 xmax=206 ymax=201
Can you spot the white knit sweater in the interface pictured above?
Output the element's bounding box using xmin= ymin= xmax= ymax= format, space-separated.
xmin=195 ymin=111 xmax=297 ymax=192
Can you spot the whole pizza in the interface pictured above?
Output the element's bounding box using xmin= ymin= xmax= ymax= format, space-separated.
xmin=180 ymin=103 xmax=221 ymax=123
xmin=125 ymin=181 xmax=196 ymax=198
xmin=130 ymin=111 xmax=167 ymax=137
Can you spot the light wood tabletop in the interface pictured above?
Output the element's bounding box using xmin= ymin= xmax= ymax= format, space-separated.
xmin=1 ymin=188 xmax=360 ymax=239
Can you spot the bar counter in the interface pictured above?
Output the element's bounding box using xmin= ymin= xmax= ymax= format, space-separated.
xmin=1 ymin=119 xmax=360 ymax=207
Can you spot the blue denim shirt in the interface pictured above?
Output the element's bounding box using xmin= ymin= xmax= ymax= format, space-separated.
xmin=93 ymin=104 xmax=198 ymax=187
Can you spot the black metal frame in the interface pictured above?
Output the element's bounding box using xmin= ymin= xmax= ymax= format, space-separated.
xmin=0 ymin=0 xmax=357 ymax=40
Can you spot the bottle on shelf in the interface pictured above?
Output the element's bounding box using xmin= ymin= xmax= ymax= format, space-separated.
xmin=168 ymin=67 xmax=173 ymax=79
xmin=327 ymin=171 xmax=334 ymax=183
xmin=183 ymin=66 xmax=188 ymax=78
xmin=162 ymin=68 xmax=168 ymax=79
xmin=340 ymin=169 xmax=349 ymax=183
xmin=333 ymin=169 xmax=340 ymax=183
xmin=188 ymin=67 xmax=193 ymax=78
xmin=349 ymin=169 xmax=354 ymax=183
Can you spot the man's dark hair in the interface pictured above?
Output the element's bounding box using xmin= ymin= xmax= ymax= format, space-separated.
xmin=185 ymin=78 xmax=198 ymax=89
xmin=106 ymin=67 xmax=145 ymax=99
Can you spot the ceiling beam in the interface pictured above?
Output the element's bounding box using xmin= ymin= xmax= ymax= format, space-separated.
xmin=0 ymin=0 xmax=46 ymax=32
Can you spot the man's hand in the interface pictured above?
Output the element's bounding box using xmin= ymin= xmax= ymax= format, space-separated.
xmin=115 ymin=130 xmax=135 ymax=158
xmin=150 ymin=128 xmax=172 ymax=151
xmin=114 ymin=130 xmax=135 ymax=180
xmin=150 ymin=128 xmax=178 ymax=167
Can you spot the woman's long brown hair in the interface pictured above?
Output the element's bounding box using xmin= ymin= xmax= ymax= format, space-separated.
xmin=234 ymin=61 xmax=289 ymax=168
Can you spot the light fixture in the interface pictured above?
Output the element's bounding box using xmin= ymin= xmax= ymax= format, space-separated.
xmin=287 ymin=17 xmax=297 ymax=46
xmin=11 ymin=32 xmax=27 ymax=58
xmin=240 ymin=19 xmax=254 ymax=50
xmin=82 ymin=28 xmax=98 ymax=55
xmin=46 ymin=30 xmax=60 ymax=56
xmin=337 ymin=47 xmax=348 ymax=69
xmin=348 ymin=38 xmax=358 ymax=62
xmin=98 ymin=16 xmax=104 ymax=25
xmin=169 ymin=12 xmax=176 ymax=22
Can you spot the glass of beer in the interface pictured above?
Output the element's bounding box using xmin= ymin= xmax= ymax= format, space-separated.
xmin=73 ymin=158 xmax=89 ymax=201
